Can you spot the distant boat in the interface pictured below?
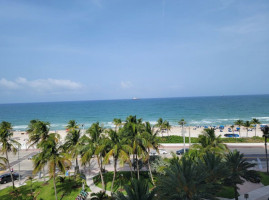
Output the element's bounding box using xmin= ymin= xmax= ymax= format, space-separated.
xmin=132 ymin=97 xmax=139 ymax=100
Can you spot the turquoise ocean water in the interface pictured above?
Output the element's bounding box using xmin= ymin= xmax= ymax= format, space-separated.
xmin=0 ymin=95 xmax=268 ymax=131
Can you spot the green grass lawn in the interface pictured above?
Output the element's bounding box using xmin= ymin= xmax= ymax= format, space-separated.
xmin=260 ymin=172 xmax=269 ymax=186
xmin=0 ymin=176 xmax=90 ymax=200
xmin=93 ymin=171 xmax=154 ymax=193
xmin=157 ymin=135 xmax=264 ymax=143
xmin=216 ymin=186 xmax=234 ymax=199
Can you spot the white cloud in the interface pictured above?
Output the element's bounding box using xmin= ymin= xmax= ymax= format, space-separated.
xmin=0 ymin=77 xmax=82 ymax=93
xmin=0 ymin=78 xmax=20 ymax=89
xmin=121 ymin=81 xmax=133 ymax=89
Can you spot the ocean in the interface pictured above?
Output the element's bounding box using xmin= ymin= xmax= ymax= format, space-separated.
xmin=0 ymin=95 xmax=268 ymax=131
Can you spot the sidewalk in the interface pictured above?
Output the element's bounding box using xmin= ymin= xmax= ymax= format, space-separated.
xmin=238 ymin=186 xmax=269 ymax=200
xmin=86 ymin=173 xmax=111 ymax=199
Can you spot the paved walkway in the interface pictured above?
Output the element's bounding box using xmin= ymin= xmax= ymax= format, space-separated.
xmin=85 ymin=173 xmax=112 ymax=199
xmin=238 ymin=186 xmax=269 ymax=200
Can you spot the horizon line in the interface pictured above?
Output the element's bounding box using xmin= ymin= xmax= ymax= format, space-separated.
xmin=0 ymin=93 xmax=269 ymax=105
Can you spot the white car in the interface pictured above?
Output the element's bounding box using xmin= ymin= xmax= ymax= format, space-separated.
xmin=149 ymin=149 xmax=168 ymax=156
xmin=158 ymin=149 xmax=168 ymax=155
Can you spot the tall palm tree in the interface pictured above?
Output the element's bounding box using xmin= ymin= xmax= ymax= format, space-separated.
xmin=86 ymin=122 xmax=107 ymax=190
xmin=113 ymin=118 xmax=122 ymax=131
xmin=230 ymin=125 xmax=235 ymax=134
xmin=123 ymin=116 xmax=146 ymax=180
xmin=178 ymin=119 xmax=187 ymax=153
xmin=261 ymin=126 xmax=269 ymax=174
xmin=63 ymin=129 xmax=81 ymax=174
xmin=143 ymin=122 xmax=159 ymax=185
xmin=27 ymin=120 xmax=50 ymax=148
xmin=225 ymin=150 xmax=260 ymax=200
xmin=251 ymin=118 xmax=261 ymax=137
xmin=243 ymin=120 xmax=253 ymax=137
xmin=163 ymin=120 xmax=171 ymax=136
xmin=156 ymin=156 xmax=217 ymax=199
xmin=104 ymin=128 xmax=132 ymax=192
xmin=234 ymin=120 xmax=244 ymax=137
xmin=192 ymin=128 xmax=228 ymax=155
xmin=66 ymin=120 xmax=79 ymax=131
xmin=114 ymin=179 xmax=155 ymax=200
xmin=27 ymin=120 xmax=50 ymax=181
xmin=155 ymin=118 xmax=164 ymax=137
xmin=33 ymin=133 xmax=71 ymax=200
xmin=0 ymin=121 xmax=20 ymax=189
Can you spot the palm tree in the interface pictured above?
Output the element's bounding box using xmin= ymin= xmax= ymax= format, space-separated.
xmin=86 ymin=122 xmax=107 ymax=190
xmin=225 ymin=150 xmax=260 ymax=200
xmin=104 ymin=128 xmax=132 ymax=192
xmin=114 ymin=179 xmax=155 ymax=200
xmin=178 ymin=119 xmax=187 ymax=153
xmin=143 ymin=122 xmax=159 ymax=185
xmin=91 ymin=191 xmax=111 ymax=200
xmin=234 ymin=120 xmax=244 ymax=137
xmin=123 ymin=116 xmax=146 ymax=180
xmin=251 ymin=118 xmax=261 ymax=137
xmin=63 ymin=129 xmax=81 ymax=174
xmin=33 ymin=133 xmax=71 ymax=200
xmin=27 ymin=120 xmax=50 ymax=148
xmin=27 ymin=120 xmax=50 ymax=181
xmin=155 ymin=118 xmax=164 ymax=137
xmin=66 ymin=120 xmax=79 ymax=131
xmin=230 ymin=125 xmax=235 ymax=134
xmin=0 ymin=156 xmax=7 ymax=169
xmin=198 ymin=152 xmax=229 ymax=193
xmin=156 ymin=156 xmax=217 ymax=199
xmin=192 ymin=128 xmax=228 ymax=155
xmin=163 ymin=120 xmax=171 ymax=136
xmin=261 ymin=126 xmax=269 ymax=174
xmin=0 ymin=121 xmax=20 ymax=189
xmin=243 ymin=120 xmax=253 ymax=137
xmin=113 ymin=118 xmax=122 ymax=131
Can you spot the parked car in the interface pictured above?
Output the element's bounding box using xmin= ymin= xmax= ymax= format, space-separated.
xmin=176 ymin=148 xmax=189 ymax=155
xmin=149 ymin=149 xmax=168 ymax=156
xmin=158 ymin=149 xmax=168 ymax=154
xmin=0 ymin=173 xmax=19 ymax=184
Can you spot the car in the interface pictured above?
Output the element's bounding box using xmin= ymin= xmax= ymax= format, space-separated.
xmin=176 ymin=148 xmax=189 ymax=155
xmin=28 ymin=155 xmax=34 ymax=160
xmin=158 ymin=149 xmax=168 ymax=155
xmin=149 ymin=149 xmax=168 ymax=156
xmin=0 ymin=173 xmax=19 ymax=184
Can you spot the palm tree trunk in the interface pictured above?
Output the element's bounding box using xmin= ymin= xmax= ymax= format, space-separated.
xmin=43 ymin=167 xmax=45 ymax=182
xmin=75 ymin=157 xmax=79 ymax=174
xmin=234 ymin=184 xmax=238 ymax=200
xmin=136 ymin=154 xmax=140 ymax=180
xmin=53 ymin=166 xmax=58 ymax=200
xmin=111 ymin=157 xmax=117 ymax=192
xmin=5 ymin=152 xmax=15 ymax=189
xmin=147 ymin=158 xmax=154 ymax=185
xmin=247 ymin=129 xmax=248 ymax=137
xmin=97 ymin=156 xmax=105 ymax=190
xmin=265 ymin=137 xmax=268 ymax=174
xmin=255 ymin=126 xmax=257 ymax=137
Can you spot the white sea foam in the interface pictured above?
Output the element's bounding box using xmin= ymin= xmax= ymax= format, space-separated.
xmin=252 ymin=117 xmax=269 ymax=121
xmin=13 ymin=125 xmax=28 ymax=129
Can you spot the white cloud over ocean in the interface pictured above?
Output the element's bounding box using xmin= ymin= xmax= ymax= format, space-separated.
xmin=0 ymin=77 xmax=82 ymax=93
xmin=120 ymin=81 xmax=133 ymax=89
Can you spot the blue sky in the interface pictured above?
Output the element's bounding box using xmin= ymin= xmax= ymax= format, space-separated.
xmin=0 ymin=0 xmax=268 ymax=103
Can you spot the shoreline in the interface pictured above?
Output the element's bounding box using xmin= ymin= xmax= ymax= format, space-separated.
xmin=12 ymin=124 xmax=267 ymax=150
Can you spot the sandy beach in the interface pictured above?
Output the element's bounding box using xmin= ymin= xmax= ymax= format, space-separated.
xmin=12 ymin=124 xmax=267 ymax=150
